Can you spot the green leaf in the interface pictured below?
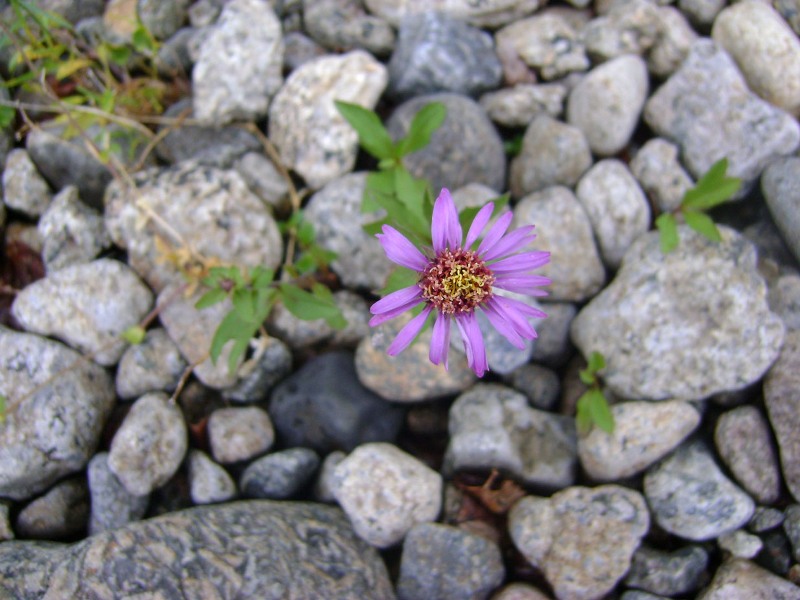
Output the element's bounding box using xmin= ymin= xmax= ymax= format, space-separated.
xmin=0 ymin=106 xmax=15 ymax=129
xmin=297 ymin=219 xmax=315 ymax=246
xmin=395 ymin=102 xmax=446 ymax=157
xmin=587 ymin=389 xmax=615 ymax=434
xmin=132 ymin=23 xmax=158 ymax=54
xmin=250 ymin=266 xmax=275 ymax=289
xmin=232 ymin=289 xmax=257 ymax=322
xmin=362 ymin=169 xmax=396 ymax=213
xmin=334 ymin=100 xmax=394 ymax=160
xmin=312 ymin=283 xmax=347 ymax=329
xmin=0 ymin=394 xmax=5 ymax=424
xmin=120 ymin=325 xmax=146 ymax=345
xmin=380 ymin=267 xmax=420 ymax=296
xmin=655 ymin=212 xmax=679 ymax=254
xmin=195 ymin=288 xmax=228 ymax=310
xmin=684 ymin=210 xmax=722 ymax=243
xmin=681 ymin=158 xmax=742 ymax=211
xmin=576 ymin=392 xmax=593 ymax=436
xmin=279 ymin=283 xmax=346 ymax=329
xmin=294 ymin=253 xmax=317 ymax=274
xmin=55 ymin=57 xmax=93 ymax=80
xmin=504 ymin=134 xmax=524 ymax=157
xmin=587 ymin=351 xmax=606 ymax=373
xmin=578 ymin=368 xmax=596 ymax=387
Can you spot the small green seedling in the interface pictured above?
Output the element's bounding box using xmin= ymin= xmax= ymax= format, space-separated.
xmin=576 ymin=351 xmax=615 ymax=435
xmin=120 ymin=325 xmax=147 ymax=345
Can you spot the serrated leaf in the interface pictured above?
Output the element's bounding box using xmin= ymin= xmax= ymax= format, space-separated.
xmin=380 ymin=267 xmax=420 ymax=296
xmin=120 ymin=325 xmax=146 ymax=345
xmin=682 ymin=158 xmax=741 ymax=210
xmin=55 ymin=57 xmax=93 ymax=80
xmin=655 ymin=212 xmax=679 ymax=254
xmin=395 ymin=102 xmax=446 ymax=156
xmin=334 ymin=100 xmax=394 ymax=160
xmin=587 ymin=389 xmax=615 ymax=434
xmin=684 ymin=209 xmax=722 ymax=243
xmin=195 ymin=288 xmax=228 ymax=310
xmin=279 ymin=283 xmax=346 ymax=329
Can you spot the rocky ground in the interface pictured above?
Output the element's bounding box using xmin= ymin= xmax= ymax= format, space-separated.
xmin=1 ymin=0 xmax=800 ymax=598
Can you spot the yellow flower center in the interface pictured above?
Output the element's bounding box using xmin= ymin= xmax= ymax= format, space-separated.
xmin=419 ymin=248 xmax=494 ymax=315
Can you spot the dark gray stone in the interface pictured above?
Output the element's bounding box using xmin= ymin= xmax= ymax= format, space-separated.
xmin=240 ymin=448 xmax=320 ymax=499
xmin=0 ymin=501 xmax=395 ymax=599
xmin=749 ymin=507 xmax=786 ymax=533
xmin=303 ymin=0 xmax=395 ymax=56
xmin=138 ymin=0 xmax=190 ymax=41
xmin=388 ymin=12 xmax=501 ymax=101
xmin=397 ymin=522 xmax=505 ymax=600
xmin=785 ymin=505 xmax=800 ymax=562
xmin=87 ymin=452 xmax=149 ymax=535
xmin=387 ymin=93 xmax=506 ymax=194
xmin=625 ymin=544 xmax=709 ymax=596
xmin=221 ymin=336 xmax=292 ymax=403
xmin=15 ymin=477 xmax=89 ymax=540
xmin=271 ymin=351 xmax=406 ymax=453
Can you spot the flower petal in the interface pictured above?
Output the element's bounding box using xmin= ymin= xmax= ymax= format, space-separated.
xmin=493 ymin=274 xmax=552 ymax=295
xmin=464 ymin=202 xmax=495 ymax=249
xmin=481 ymin=302 xmax=526 ymax=349
xmin=432 ymin=188 xmax=462 ymax=253
xmin=368 ymin=286 xmax=424 ymax=326
xmin=480 ymin=226 xmax=536 ymax=262
xmin=376 ymin=225 xmax=429 ymax=271
xmin=455 ymin=312 xmax=488 ymax=377
xmin=429 ymin=311 xmax=451 ymax=370
xmin=387 ymin=306 xmax=434 ymax=356
xmin=489 ymin=251 xmax=551 ymax=274
xmin=487 ymin=296 xmax=539 ymax=340
xmin=476 ymin=211 xmax=513 ymax=256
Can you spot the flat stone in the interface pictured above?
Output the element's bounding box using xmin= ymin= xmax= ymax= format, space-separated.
xmin=115 ymin=328 xmax=187 ymax=400
xmin=644 ymin=441 xmax=755 ymax=541
xmin=625 ymin=544 xmax=709 ymax=597
xmin=512 ymin=186 xmax=605 ymax=302
xmin=714 ymin=405 xmax=782 ymax=504
xmin=15 ymin=478 xmax=89 ymax=540
xmin=0 ymin=328 xmax=115 ymax=500
xmin=187 ymin=450 xmax=237 ymax=505
xmin=2 ymin=148 xmax=51 ymax=217
xmin=239 ymin=448 xmax=319 ymax=500
xmin=509 ymin=485 xmax=650 ymax=600
xmin=87 ymin=452 xmax=149 ymax=535
xmin=764 ymin=330 xmax=800 ymax=503
xmin=697 ymin=558 xmax=800 ymax=599
xmin=332 ymin=442 xmax=442 ymax=548
xmin=444 ymin=384 xmax=577 ymax=489
xmin=269 ymin=50 xmax=387 ymax=189
xmin=207 ymin=406 xmax=275 ymax=464
xmin=105 ymin=162 xmax=282 ymax=293
xmin=108 ymin=392 xmax=188 ymax=496
xmin=191 ymin=0 xmax=283 ymax=125
xmin=11 ymin=258 xmax=153 ymax=366
xmin=644 ymin=39 xmax=799 ymax=188
xmin=571 ymin=226 xmax=785 ymax=401
xmin=579 ymin=400 xmax=700 ymax=481
xmin=0 ymin=502 xmax=395 ymax=599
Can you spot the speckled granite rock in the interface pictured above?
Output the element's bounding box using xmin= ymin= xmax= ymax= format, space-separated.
xmin=697 ymin=558 xmax=800 ymax=599
xmin=0 ymin=501 xmax=395 ymax=599
xmin=363 ymin=0 xmax=544 ymax=28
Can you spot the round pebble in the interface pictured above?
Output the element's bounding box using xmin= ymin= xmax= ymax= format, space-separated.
xmin=207 ymin=406 xmax=275 ymax=465
xmin=239 ymin=447 xmax=320 ymax=500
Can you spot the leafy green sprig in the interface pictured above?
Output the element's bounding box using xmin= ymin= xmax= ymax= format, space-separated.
xmin=655 ymin=158 xmax=742 ymax=253
xmin=576 ymin=351 xmax=615 ymax=435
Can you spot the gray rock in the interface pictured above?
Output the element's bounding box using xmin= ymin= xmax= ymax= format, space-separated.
xmin=512 ymin=186 xmax=605 ymax=302
xmin=625 ymin=544 xmax=709 ymax=597
xmin=630 ymin=137 xmax=694 ymax=214
xmin=303 ymin=0 xmax=395 ymax=56
xmin=757 ymin=529 xmax=794 ymax=575
xmin=240 ymin=447 xmax=320 ymax=499
xmin=581 ymin=0 xmax=661 ymax=61
xmin=87 ymin=452 xmax=149 ymax=535
xmin=0 ymin=504 xmax=11 ymax=542
xmin=644 ymin=39 xmax=800 ymax=189
xmin=270 ymin=351 xmax=406 ymax=454
xmin=644 ymin=441 xmax=755 ymax=541
xmin=530 ymin=301 xmax=576 ymax=367
xmin=188 ymin=0 xmax=223 ymax=26
xmin=314 ymin=450 xmax=346 ymax=503
xmin=714 ymin=406 xmax=782 ymax=504
xmin=30 ymin=0 xmax=104 ymax=23
xmin=749 ymin=506 xmax=786 ymax=533
xmin=769 ymin=274 xmax=800 ymax=332
xmin=0 ymin=502 xmax=395 ymax=599
xmin=718 ymin=529 xmax=764 ymax=559
xmin=575 ymin=159 xmax=651 ymax=269
xmin=105 ymin=162 xmax=282 ymax=293
xmin=763 ymin=156 xmax=800 ymax=264
xmin=445 ymin=384 xmax=577 ymax=489
xmin=785 ymin=505 xmax=800 ymax=562
xmin=678 ymin=0 xmax=725 ymax=26
xmin=567 ymin=54 xmax=648 ymax=156
xmin=355 ymin=311 xmax=477 ymax=402
xmin=115 ymin=327 xmax=187 ymax=400
xmin=579 ymin=400 xmax=700 ymax=481
xmin=505 ymin=364 xmax=561 ymax=411
xmin=221 ymin=335 xmax=292 ymax=403
xmin=495 ymin=12 xmax=588 ymax=81
xmin=509 ymin=485 xmax=650 ymax=600
xmin=38 ymin=186 xmax=111 ymax=272
xmin=397 ymin=522 xmax=505 ymax=600
xmin=11 ymin=258 xmax=153 ymax=366
xmin=155 ymin=99 xmax=262 ymax=168
xmin=621 ymin=593 xmax=670 ymax=600
xmin=492 ymin=583 xmax=552 ymax=600
xmin=647 ymin=6 xmax=698 ymax=78
xmin=137 ymin=0 xmax=190 ymax=41
xmin=2 ymin=148 xmax=51 ymax=217
xmin=387 ymin=93 xmax=506 ymax=194
xmin=108 ymin=392 xmax=188 ymax=496
xmin=282 ymin=31 xmax=327 ymax=71
xmin=571 ymin=226 xmax=785 ymax=401
xmin=697 ymin=558 xmax=800 ymax=599
xmin=332 ymin=442 xmax=442 ymax=548
xmin=187 ymin=450 xmax=237 ymax=504
xmin=269 ymin=50 xmax=387 ymax=189
xmin=775 ymin=0 xmax=800 ymax=35
xmin=388 ymin=11 xmax=501 ymax=101
xmin=154 ymin=26 xmax=195 ymax=76
xmin=207 ymin=406 xmax=275 ymax=464
xmin=363 ymin=0 xmax=545 ymax=28
xmin=303 ymin=172 xmax=391 ymax=291
xmin=0 ymin=328 xmax=115 ymax=500
xmin=191 ymin=0 xmax=283 ymax=125
xmin=479 ymin=83 xmax=567 ymax=128
xmin=510 ymin=115 xmax=592 ymax=198
xmin=712 ymin=1 xmax=800 ymax=117
xmin=15 ymin=478 xmax=89 ymax=540
xmin=231 ymin=151 xmax=290 ymax=213
xmin=764 ymin=330 xmax=800 ymax=503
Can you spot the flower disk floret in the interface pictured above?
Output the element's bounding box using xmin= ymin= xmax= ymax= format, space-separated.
xmin=369 ymin=188 xmax=551 ymax=377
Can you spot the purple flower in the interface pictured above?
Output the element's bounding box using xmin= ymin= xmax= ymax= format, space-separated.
xmin=370 ymin=188 xmax=551 ymax=377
